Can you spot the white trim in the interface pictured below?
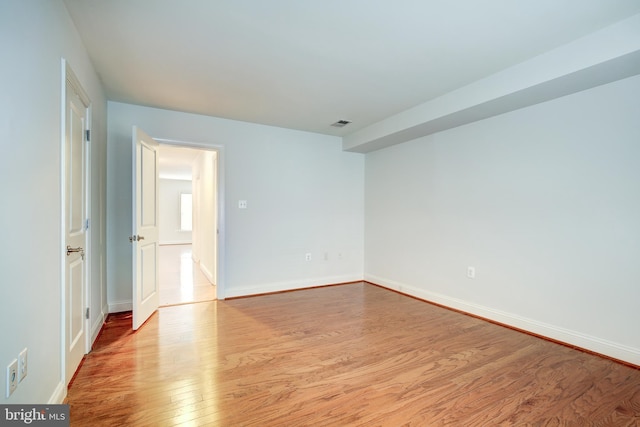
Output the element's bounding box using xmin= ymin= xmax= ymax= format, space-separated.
xmin=224 ymin=274 xmax=363 ymax=299
xmin=365 ymin=273 xmax=640 ymax=366
xmin=84 ymin=92 xmax=93 ymax=356
xmin=199 ymin=262 xmax=215 ymax=286
xmin=48 ymin=381 xmax=67 ymax=404
xmin=58 ymin=58 xmax=66 ymax=407
xmin=108 ymin=300 xmax=133 ymax=313
xmin=159 ymin=240 xmax=192 ymax=245
xmin=61 ymin=59 xmax=93 ymax=388
xmin=102 ymin=302 xmax=109 ymax=318
xmin=90 ymin=311 xmax=107 ymax=346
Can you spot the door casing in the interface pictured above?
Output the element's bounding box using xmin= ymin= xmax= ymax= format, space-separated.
xmin=61 ymin=59 xmax=91 ymax=387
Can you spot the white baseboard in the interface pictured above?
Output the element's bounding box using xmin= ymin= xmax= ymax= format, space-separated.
xmin=224 ymin=274 xmax=363 ymax=299
xmin=48 ymin=381 xmax=66 ymax=404
xmin=90 ymin=309 xmax=107 ymax=345
xmin=199 ymin=263 xmax=215 ymax=285
xmin=159 ymin=241 xmax=192 ymax=246
xmin=366 ymin=274 xmax=640 ymax=366
xmin=108 ymin=300 xmax=132 ymax=313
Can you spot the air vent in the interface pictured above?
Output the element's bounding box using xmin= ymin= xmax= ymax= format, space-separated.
xmin=331 ymin=119 xmax=352 ymax=128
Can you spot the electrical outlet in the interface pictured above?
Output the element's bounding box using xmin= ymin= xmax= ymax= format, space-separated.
xmin=18 ymin=348 xmax=27 ymax=382
xmin=238 ymin=200 xmax=247 ymax=209
xmin=467 ymin=266 xmax=476 ymax=279
xmin=6 ymin=359 xmax=18 ymax=397
xmin=305 ymin=253 xmax=312 ymax=261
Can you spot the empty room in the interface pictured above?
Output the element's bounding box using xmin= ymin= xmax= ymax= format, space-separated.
xmin=1 ymin=1 xmax=639 ymax=425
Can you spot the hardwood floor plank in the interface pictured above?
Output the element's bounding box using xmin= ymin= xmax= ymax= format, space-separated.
xmin=66 ymin=282 xmax=640 ymax=426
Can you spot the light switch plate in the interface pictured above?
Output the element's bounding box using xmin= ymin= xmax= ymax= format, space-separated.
xmin=18 ymin=348 xmax=27 ymax=382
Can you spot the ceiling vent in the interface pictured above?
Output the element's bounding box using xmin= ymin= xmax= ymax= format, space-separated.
xmin=331 ymin=119 xmax=352 ymax=128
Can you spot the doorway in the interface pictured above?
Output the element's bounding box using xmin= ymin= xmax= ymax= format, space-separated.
xmin=157 ymin=143 xmax=219 ymax=306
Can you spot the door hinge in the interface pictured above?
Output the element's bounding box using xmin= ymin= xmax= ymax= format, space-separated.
xmin=85 ymin=218 xmax=90 ymax=229
xmin=85 ymin=307 xmax=90 ymax=320
xmin=85 ymin=129 xmax=90 ymax=142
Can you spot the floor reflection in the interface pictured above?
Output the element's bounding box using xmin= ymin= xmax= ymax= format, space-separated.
xmin=159 ymin=244 xmax=216 ymax=306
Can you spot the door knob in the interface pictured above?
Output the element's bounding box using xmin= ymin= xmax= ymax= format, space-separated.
xmin=128 ymin=235 xmax=145 ymax=242
xmin=66 ymin=245 xmax=85 ymax=260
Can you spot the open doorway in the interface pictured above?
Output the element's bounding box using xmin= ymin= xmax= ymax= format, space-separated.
xmin=157 ymin=143 xmax=218 ymax=306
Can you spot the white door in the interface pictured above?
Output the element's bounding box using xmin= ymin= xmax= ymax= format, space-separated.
xmin=64 ymin=70 xmax=89 ymax=384
xmin=132 ymin=127 xmax=160 ymax=330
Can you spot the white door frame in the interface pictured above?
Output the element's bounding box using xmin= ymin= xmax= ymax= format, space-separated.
xmin=60 ymin=59 xmax=92 ymax=388
xmin=155 ymin=138 xmax=225 ymax=300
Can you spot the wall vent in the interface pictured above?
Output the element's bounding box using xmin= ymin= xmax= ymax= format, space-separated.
xmin=331 ymin=119 xmax=352 ymax=128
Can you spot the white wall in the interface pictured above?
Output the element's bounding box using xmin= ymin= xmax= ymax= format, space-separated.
xmin=107 ymin=102 xmax=364 ymax=305
xmin=365 ymin=74 xmax=640 ymax=365
xmin=0 ymin=0 xmax=107 ymax=403
xmin=159 ymin=178 xmax=192 ymax=245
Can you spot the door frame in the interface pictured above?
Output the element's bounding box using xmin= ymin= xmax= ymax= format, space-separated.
xmin=60 ymin=59 xmax=92 ymax=388
xmin=155 ymin=138 xmax=225 ymax=300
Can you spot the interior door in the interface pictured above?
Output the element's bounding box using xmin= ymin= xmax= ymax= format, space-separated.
xmin=65 ymin=72 xmax=89 ymax=384
xmin=132 ymin=127 xmax=160 ymax=330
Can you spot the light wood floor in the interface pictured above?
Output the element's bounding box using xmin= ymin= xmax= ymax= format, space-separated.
xmin=66 ymin=283 xmax=640 ymax=426
xmin=159 ymin=244 xmax=216 ymax=306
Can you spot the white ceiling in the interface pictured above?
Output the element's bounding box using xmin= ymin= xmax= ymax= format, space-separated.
xmin=64 ymin=0 xmax=640 ymax=136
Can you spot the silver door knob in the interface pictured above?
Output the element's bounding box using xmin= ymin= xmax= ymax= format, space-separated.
xmin=66 ymin=245 xmax=85 ymax=260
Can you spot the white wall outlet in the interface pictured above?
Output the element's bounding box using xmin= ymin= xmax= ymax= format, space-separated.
xmin=6 ymin=358 xmax=18 ymax=397
xmin=305 ymin=253 xmax=312 ymax=261
xmin=18 ymin=348 xmax=27 ymax=382
xmin=467 ymin=266 xmax=476 ymax=279
xmin=238 ymin=200 xmax=247 ymax=209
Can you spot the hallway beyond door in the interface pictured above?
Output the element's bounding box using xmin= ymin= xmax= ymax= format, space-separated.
xmin=159 ymin=244 xmax=216 ymax=306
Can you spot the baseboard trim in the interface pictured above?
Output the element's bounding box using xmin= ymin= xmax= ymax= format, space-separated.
xmin=48 ymin=381 xmax=66 ymax=404
xmin=365 ymin=274 xmax=640 ymax=368
xmin=199 ymin=263 xmax=215 ymax=285
xmin=90 ymin=310 xmax=107 ymax=346
xmin=224 ymin=275 xmax=364 ymax=299
xmin=108 ymin=300 xmax=132 ymax=313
